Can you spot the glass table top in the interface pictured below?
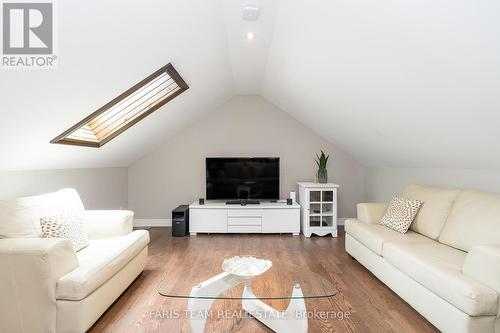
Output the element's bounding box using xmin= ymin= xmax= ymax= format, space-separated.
xmin=158 ymin=257 xmax=337 ymax=300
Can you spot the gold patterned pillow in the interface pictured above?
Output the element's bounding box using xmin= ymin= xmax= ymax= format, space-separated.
xmin=40 ymin=210 xmax=89 ymax=252
xmin=381 ymin=197 xmax=423 ymax=233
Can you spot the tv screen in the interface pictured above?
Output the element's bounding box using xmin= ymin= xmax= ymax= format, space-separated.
xmin=206 ymin=157 xmax=279 ymax=200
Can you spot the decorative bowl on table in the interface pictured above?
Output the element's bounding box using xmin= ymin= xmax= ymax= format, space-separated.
xmin=222 ymin=256 xmax=272 ymax=278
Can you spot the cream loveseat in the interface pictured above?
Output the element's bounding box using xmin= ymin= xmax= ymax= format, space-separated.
xmin=345 ymin=184 xmax=500 ymax=333
xmin=0 ymin=189 xmax=150 ymax=333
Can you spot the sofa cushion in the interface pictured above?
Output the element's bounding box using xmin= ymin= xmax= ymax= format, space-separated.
xmin=383 ymin=241 xmax=498 ymax=316
xmin=462 ymin=245 xmax=500 ymax=317
xmin=56 ymin=229 xmax=149 ymax=301
xmin=345 ymin=219 xmax=432 ymax=256
xmin=403 ymin=184 xmax=460 ymax=239
xmin=0 ymin=189 xmax=84 ymax=238
xmin=439 ymin=190 xmax=500 ymax=252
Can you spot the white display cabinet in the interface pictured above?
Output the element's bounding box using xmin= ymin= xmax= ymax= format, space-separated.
xmin=298 ymin=182 xmax=339 ymax=237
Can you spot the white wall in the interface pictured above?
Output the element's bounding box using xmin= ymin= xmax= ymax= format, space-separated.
xmin=365 ymin=167 xmax=500 ymax=202
xmin=128 ymin=95 xmax=365 ymax=219
xmin=0 ymin=168 xmax=128 ymax=209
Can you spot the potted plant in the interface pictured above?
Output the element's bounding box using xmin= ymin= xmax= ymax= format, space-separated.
xmin=315 ymin=151 xmax=330 ymax=183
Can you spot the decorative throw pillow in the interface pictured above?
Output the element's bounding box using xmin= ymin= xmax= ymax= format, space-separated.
xmin=40 ymin=210 xmax=89 ymax=252
xmin=381 ymin=197 xmax=423 ymax=234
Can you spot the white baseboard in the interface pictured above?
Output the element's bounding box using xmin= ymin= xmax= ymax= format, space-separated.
xmin=134 ymin=218 xmax=348 ymax=228
xmin=134 ymin=219 xmax=171 ymax=227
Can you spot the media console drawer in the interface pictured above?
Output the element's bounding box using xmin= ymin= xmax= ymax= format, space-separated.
xmin=227 ymin=216 xmax=262 ymax=226
xmin=227 ymin=209 xmax=263 ymax=217
xmin=227 ymin=225 xmax=262 ymax=233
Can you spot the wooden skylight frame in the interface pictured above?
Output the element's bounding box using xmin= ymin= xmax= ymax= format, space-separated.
xmin=51 ymin=63 xmax=189 ymax=147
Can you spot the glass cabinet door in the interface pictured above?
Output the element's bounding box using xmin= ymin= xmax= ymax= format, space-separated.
xmin=308 ymin=188 xmax=335 ymax=229
xmin=310 ymin=190 xmax=321 ymax=202
xmin=310 ymin=203 xmax=321 ymax=214
xmin=322 ymin=216 xmax=334 ymax=227
xmin=309 ymin=216 xmax=320 ymax=227
xmin=322 ymin=203 xmax=333 ymax=214
xmin=322 ymin=191 xmax=333 ymax=202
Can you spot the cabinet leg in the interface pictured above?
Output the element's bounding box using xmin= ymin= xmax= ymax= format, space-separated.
xmin=292 ymin=232 xmax=299 ymax=236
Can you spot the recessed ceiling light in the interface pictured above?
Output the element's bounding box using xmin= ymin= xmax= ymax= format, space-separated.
xmin=247 ymin=32 xmax=255 ymax=40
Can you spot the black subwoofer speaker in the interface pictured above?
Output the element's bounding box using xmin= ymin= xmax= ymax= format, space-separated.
xmin=172 ymin=205 xmax=189 ymax=237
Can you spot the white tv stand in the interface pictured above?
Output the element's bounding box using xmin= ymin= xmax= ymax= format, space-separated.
xmin=189 ymin=200 xmax=300 ymax=235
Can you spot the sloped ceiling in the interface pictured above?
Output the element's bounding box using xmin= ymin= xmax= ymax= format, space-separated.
xmin=262 ymin=0 xmax=500 ymax=168
xmin=2 ymin=0 xmax=500 ymax=170
xmin=0 ymin=0 xmax=235 ymax=170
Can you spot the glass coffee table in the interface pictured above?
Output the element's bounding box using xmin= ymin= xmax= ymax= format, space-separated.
xmin=159 ymin=257 xmax=337 ymax=333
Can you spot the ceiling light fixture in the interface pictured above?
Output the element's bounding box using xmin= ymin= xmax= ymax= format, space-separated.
xmin=242 ymin=5 xmax=260 ymax=21
xmin=247 ymin=32 xmax=255 ymax=40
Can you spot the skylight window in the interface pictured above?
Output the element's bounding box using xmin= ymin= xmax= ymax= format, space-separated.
xmin=51 ymin=63 xmax=189 ymax=147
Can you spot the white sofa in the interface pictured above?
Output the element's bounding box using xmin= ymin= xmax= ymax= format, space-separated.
xmin=345 ymin=184 xmax=500 ymax=333
xmin=0 ymin=189 xmax=150 ymax=333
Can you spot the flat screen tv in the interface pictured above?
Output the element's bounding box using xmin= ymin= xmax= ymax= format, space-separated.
xmin=206 ymin=157 xmax=279 ymax=200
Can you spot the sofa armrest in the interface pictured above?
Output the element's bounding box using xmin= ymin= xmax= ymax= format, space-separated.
xmin=0 ymin=238 xmax=79 ymax=333
xmin=357 ymin=203 xmax=388 ymax=224
xmin=82 ymin=210 xmax=134 ymax=239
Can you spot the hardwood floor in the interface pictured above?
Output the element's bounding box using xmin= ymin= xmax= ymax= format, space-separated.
xmin=88 ymin=227 xmax=438 ymax=333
